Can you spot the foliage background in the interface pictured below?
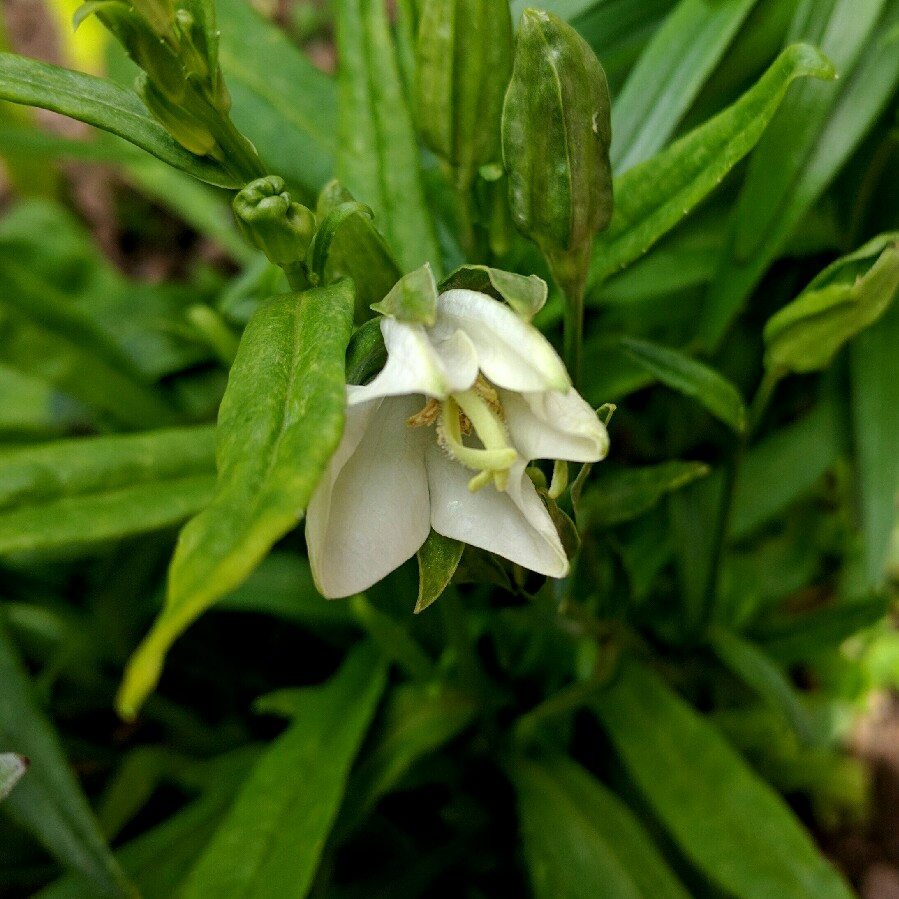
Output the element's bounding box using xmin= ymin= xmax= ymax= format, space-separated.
xmin=0 ymin=0 xmax=898 ymax=896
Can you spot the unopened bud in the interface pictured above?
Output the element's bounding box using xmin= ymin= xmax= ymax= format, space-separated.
xmin=233 ymin=177 xmax=316 ymax=266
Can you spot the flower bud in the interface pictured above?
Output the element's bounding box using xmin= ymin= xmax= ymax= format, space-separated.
xmin=502 ymin=8 xmax=612 ymax=292
xmin=415 ymin=0 xmax=513 ymax=191
xmin=233 ymin=176 xmax=316 ymax=266
xmin=137 ymin=74 xmax=219 ymax=157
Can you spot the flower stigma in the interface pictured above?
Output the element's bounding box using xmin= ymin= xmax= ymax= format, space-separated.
xmin=407 ymin=376 xmax=519 ymax=493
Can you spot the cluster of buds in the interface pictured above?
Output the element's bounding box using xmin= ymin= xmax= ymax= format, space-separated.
xmin=75 ymin=0 xmax=261 ymax=176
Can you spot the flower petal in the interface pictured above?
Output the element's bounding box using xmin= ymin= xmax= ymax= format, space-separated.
xmin=501 ymin=388 xmax=609 ymax=463
xmin=306 ymin=396 xmax=432 ymax=598
xmin=426 ymin=447 xmax=569 ymax=577
xmin=349 ymin=318 xmax=451 ymax=405
xmin=431 ymin=289 xmax=570 ymax=392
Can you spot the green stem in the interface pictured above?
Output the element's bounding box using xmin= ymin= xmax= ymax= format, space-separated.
xmin=562 ymin=277 xmax=584 ymax=390
xmin=211 ymin=115 xmax=267 ymax=184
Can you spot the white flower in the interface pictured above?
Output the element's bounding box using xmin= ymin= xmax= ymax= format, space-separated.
xmin=306 ymin=289 xmax=609 ymax=598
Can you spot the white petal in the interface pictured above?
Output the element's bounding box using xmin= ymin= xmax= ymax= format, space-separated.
xmin=425 ymin=447 xmax=569 ymax=577
xmin=431 ymin=289 xmax=570 ymax=393
xmin=501 ymin=388 xmax=610 ymax=463
xmin=306 ymin=396 xmax=432 ymax=598
xmin=349 ymin=318 xmax=451 ymax=406
xmin=430 ymin=328 xmax=480 ymax=393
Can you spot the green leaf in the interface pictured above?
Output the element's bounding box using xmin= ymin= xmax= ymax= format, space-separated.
xmin=611 ymin=0 xmax=759 ymax=172
xmin=581 ymin=460 xmax=710 ymax=527
xmin=0 ymin=427 xmax=216 ymax=556
xmin=335 ymin=0 xmax=441 ymax=272
xmin=592 ymin=658 xmax=855 ymax=899
xmin=349 ymin=595 xmax=435 ymax=680
xmin=216 ymin=0 xmax=336 ymax=197
xmin=371 ymin=263 xmax=439 ymax=325
xmin=620 ymin=337 xmax=746 ymax=432
xmin=708 ymin=627 xmax=815 ymax=745
xmin=178 ymin=643 xmax=386 ymax=899
xmin=339 ymin=683 xmax=477 ymax=834
xmin=588 ymin=43 xmax=836 ymax=290
xmin=850 ymin=291 xmax=899 ymax=588
xmin=764 ymin=236 xmax=899 ymax=373
xmin=117 ymin=282 xmax=355 ymax=719
xmin=0 ymin=52 xmax=238 ymax=187
xmin=415 ymin=529 xmax=465 ymax=613
xmin=511 ymin=754 xmax=691 ymax=899
xmin=0 ymin=615 xmax=136 ymax=897
xmin=0 ymin=363 xmax=87 ymax=437
xmin=730 ymin=391 xmax=843 ymax=538
xmin=701 ymin=0 xmax=899 ymax=347
xmin=0 ymin=753 xmax=28 ymax=802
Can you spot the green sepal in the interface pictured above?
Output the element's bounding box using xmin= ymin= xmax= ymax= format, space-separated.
xmin=764 ymin=234 xmax=899 ymax=373
xmin=371 ymin=263 xmax=439 ymax=325
xmin=440 ymin=264 xmax=547 ymax=320
xmin=502 ymin=8 xmax=612 ymax=292
xmin=415 ymin=530 xmax=465 ymax=614
xmin=345 ymin=317 xmax=387 ymax=386
xmin=233 ymin=176 xmax=316 ymax=267
xmin=415 ymin=0 xmax=513 ymax=191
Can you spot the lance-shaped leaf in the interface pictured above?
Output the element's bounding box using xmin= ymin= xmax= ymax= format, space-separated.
xmin=620 ymin=336 xmax=746 ymax=433
xmin=335 ymin=0 xmax=441 ymax=273
xmin=178 ymin=644 xmax=386 ymax=899
xmin=0 ymin=616 xmax=136 ymax=897
xmin=587 ymin=44 xmax=835 ymax=290
xmin=415 ymin=530 xmax=465 ymax=613
xmin=0 ymin=52 xmax=238 ymax=187
xmin=512 ymin=754 xmax=691 ymax=899
xmin=592 ymin=658 xmax=855 ymax=899
xmin=611 ymin=0 xmax=759 ymax=173
xmin=700 ymin=0 xmax=899 ymax=347
xmin=117 ymin=282 xmax=355 ymax=719
xmin=415 ymin=0 xmax=513 ymax=190
xmin=502 ymin=8 xmax=612 ymax=292
xmin=0 ymin=427 xmax=216 ymax=556
xmin=764 ymin=234 xmax=899 ymax=373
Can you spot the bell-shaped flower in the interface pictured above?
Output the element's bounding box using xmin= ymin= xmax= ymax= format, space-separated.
xmin=306 ymin=289 xmax=609 ymax=598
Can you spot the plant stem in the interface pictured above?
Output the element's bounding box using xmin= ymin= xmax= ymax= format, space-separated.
xmin=562 ymin=276 xmax=585 ymax=389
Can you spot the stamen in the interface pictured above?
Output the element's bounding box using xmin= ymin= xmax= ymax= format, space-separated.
xmin=438 ymin=391 xmax=518 ymax=493
xmin=406 ymin=398 xmax=441 ymax=428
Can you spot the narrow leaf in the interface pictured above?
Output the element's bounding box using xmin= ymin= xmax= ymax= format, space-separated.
xmin=612 ymin=0 xmax=759 ymax=172
xmin=117 ymin=283 xmax=355 ymax=719
xmin=335 ymin=0 xmax=441 ymax=272
xmin=851 ymin=294 xmax=899 ymax=588
xmin=216 ymin=0 xmax=336 ymax=196
xmin=178 ymin=644 xmax=386 ymax=899
xmin=0 ymin=52 xmax=237 ymax=187
xmin=512 ymin=755 xmax=691 ymax=899
xmin=592 ymin=658 xmax=854 ymax=899
xmin=701 ymin=1 xmax=899 ymax=346
xmin=581 ymin=460 xmax=710 ymax=527
xmin=0 ymin=616 xmax=135 ymax=897
xmin=620 ymin=337 xmax=746 ymax=432
xmin=708 ymin=627 xmax=815 ymax=745
xmin=588 ymin=44 xmax=835 ymax=290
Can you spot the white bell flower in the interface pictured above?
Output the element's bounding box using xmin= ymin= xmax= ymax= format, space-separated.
xmin=306 ymin=288 xmax=609 ymax=599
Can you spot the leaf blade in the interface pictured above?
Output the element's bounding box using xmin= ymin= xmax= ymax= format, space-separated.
xmin=118 ymin=283 xmax=355 ymax=719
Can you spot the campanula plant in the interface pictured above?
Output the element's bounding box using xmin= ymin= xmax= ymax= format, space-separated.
xmin=0 ymin=0 xmax=897 ymax=896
